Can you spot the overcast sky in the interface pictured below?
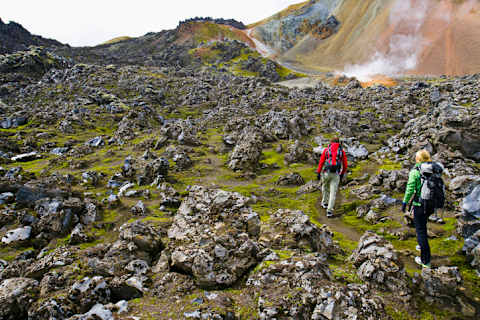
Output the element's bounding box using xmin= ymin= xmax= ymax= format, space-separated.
xmin=2 ymin=0 xmax=302 ymax=47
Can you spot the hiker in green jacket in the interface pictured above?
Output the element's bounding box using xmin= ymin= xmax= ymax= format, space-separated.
xmin=401 ymin=149 xmax=435 ymax=268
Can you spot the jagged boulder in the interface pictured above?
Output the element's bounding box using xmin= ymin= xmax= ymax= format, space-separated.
xmin=284 ymin=140 xmax=315 ymax=165
xmin=462 ymin=185 xmax=480 ymax=220
xmin=388 ymin=104 xmax=480 ymax=160
xmin=246 ymin=253 xmax=386 ymax=319
xmin=167 ymin=186 xmax=261 ymax=288
xmin=449 ymin=175 xmax=480 ymax=198
xmin=463 ymin=229 xmax=480 ymax=273
xmin=368 ymin=169 xmax=408 ymax=192
xmin=275 ymin=172 xmax=305 ymax=186
xmin=24 ymin=247 xmax=75 ymax=279
xmin=255 ymin=110 xmax=310 ymax=139
xmin=260 ymin=209 xmax=340 ymax=254
xmin=350 ymin=232 xmax=411 ymax=299
xmin=0 ymin=277 xmax=39 ymax=320
xmin=68 ymin=276 xmax=111 ymax=313
xmin=228 ymin=127 xmax=263 ymax=172
xmin=421 ymin=266 xmax=462 ymax=299
xmin=28 ymin=298 xmax=74 ymax=320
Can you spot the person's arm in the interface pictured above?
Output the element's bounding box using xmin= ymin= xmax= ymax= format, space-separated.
xmin=341 ymin=150 xmax=348 ymax=175
xmin=316 ymin=149 xmax=326 ymax=173
xmin=403 ymin=169 xmax=419 ymax=204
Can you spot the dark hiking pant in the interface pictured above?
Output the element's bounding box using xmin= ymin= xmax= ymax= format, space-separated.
xmin=414 ymin=201 xmax=434 ymax=265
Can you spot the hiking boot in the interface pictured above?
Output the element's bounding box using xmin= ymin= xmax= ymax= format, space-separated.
xmin=415 ymin=256 xmax=431 ymax=268
xmin=326 ymin=211 xmax=334 ymax=218
xmin=321 ymin=202 xmax=328 ymax=209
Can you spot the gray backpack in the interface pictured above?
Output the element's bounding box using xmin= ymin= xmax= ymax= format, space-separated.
xmin=417 ymin=162 xmax=445 ymax=209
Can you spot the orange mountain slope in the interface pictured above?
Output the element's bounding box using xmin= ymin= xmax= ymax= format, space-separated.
xmin=248 ymin=0 xmax=480 ymax=77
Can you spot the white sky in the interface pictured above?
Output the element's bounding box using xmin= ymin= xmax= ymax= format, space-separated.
xmin=2 ymin=0 xmax=302 ymax=47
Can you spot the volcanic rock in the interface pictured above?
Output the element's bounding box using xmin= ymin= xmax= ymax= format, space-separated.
xmin=168 ymin=186 xmax=260 ymax=288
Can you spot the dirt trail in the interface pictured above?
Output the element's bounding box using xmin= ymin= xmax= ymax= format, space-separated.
xmin=314 ymin=193 xmax=363 ymax=242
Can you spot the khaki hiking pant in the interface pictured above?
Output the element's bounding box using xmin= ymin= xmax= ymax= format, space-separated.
xmin=321 ymin=171 xmax=340 ymax=212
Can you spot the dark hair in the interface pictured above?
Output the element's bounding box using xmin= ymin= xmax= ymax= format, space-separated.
xmin=330 ymin=137 xmax=340 ymax=143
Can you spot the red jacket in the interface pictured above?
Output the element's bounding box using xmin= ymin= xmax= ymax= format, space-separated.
xmin=317 ymin=143 xmax=348 ymax=175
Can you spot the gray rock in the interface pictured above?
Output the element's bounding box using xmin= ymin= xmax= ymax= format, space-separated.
xmin=168 ymin=186 xmax=260 ymax=288
xmin=69 ymin=224 xmax=92 ymax=245
xmin=50 ymin=147 xmax=69 ymax=156
xmin=261 ymin=209 xmax=340 ymax=254
xmin=462 ymin=185 xmax=480 ymax=219
xmin=0 ymin=278 xmax=39 ymax=320
xmin=68 ymin=276 xmax=111 ymax=313
xmin=449 ymin=175 xmax=480 ymax=197
xmin=421 ymin=266 xmax=462 ymax=299
xmin=126 ymin=259 xmax=149 ymax=276
xmin=247 ymin=253 xmax=385 ymax=319
xmin=228 ymin=127 xmax=263 ymax=172
xmin=82 ymin=171 xmax=99 ymax=186
xmin=25 ymin=247 xmax=74 ymax=279
xmin=68 ymin=303 xmax=113 ymax=320
xmin=131 ymin=200 xmax=147 ymax=216
xmin=0 ymin=192 xmax=14 ymax=204
xmin=350 ymin=232 xmax=411 ymax=297
xmin=119 ymin=220 xmax=163 ymax=254
xmin=85 ymin=136 xmax=105 ymax=147
xmin=11 ymin=151 xmax=40 ymax=162
xmin=275 ymin=172 xmax=305 ymax=186
xmin=1 ymin=226 xmax=32 ymax=244
xmin=343 ymin=138 xmax=369 ymax=160
xmin=296 ymin=180 xmax=322 ymax=195
xmin=284 ymin=140 xmax=315 ymax=165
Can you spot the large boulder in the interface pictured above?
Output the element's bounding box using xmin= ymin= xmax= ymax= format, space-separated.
xmin=419 ymin=266 xmax=475 ymax=317
xmin=167 ymin=186 xmax=261 ymax=288
xmin=421 ymin=266 xmax=462 ymax=300
xmin=350 ymin=232 xmax=411 ymax=299
xmin=24 ymin=247 xmax=75 ymax=279
xmin=463 ymin=229 xmax=480 ymax=273
xmin=260 ymin=209 xmax=340 ymax=254
xmin=388 ymin=104 xmax=480 ymax=160
xmin=68 ymin=276 xmax=111 ymax=313
xmin=246 ymin=253 xmax=386 ymax=319
xmin=1 ymin=226 xmax=32 ymax=244
xmin=284 ymin=140 xmax=316 ymax=165
xmin=228 ymin=127 xmax=263 ymax=172
xmin=449 ymin=175 xmax=480 ymax=198
xmin=255 ymin=110 xmax=310 ymax=140
xmin=0 ymin=278 xmax=39 ymax=320
xmin=462 ymin=185 xmax=480 ymax=220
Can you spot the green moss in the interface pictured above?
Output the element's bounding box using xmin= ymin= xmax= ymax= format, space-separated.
xmin=378 ymin=159 xmax=402 ymax=172
xmin=450 ymin=254 xmax=480 ymax=299
xmin=385 ymin=305 xmax=413 ymax=320
xmin=273 ymin=249 xmax=294 ymax=260
xmin=333 ymin=231 xmax=358 ymax=253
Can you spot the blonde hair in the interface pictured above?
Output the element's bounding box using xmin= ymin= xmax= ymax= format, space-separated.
xmin=415 ymin=149 xmax=431 ymax=163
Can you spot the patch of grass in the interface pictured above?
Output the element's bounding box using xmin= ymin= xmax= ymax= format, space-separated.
xmin=378 ymin=158 xmax=402 ymax=172
xmin=333 ymin=231 xmax=358 ymax=253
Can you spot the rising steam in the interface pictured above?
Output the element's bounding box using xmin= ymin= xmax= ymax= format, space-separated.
xmin=342 ymin=0 xmax=432 ymax=81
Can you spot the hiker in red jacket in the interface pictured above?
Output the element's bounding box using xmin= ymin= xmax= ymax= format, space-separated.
xmin=316 ymin=137 xmax=348 ymax=218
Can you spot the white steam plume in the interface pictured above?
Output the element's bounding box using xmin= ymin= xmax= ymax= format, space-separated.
xmin=342 ymin=0 xmax=430 ymax=81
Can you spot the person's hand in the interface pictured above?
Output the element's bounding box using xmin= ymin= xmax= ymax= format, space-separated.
xmin=401 ymin=202 xmax=407 ymax=213
xmin=317 ymin=173 xmax=321 ymax=181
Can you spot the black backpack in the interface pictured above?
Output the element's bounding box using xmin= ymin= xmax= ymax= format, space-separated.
xmin=416 ymin=162 xmax=445 ymax=209
xmin=324 ymin=144 xmax=343 ymax=173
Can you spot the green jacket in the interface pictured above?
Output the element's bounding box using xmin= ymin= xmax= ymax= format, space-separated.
xmin=403 ymin=163 xmax=422 ymax=207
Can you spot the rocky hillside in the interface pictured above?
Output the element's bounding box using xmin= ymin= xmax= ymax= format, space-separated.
xmin=0 ymin=42 xmax=480 ymax=319
xmin=0 ymin=18 xmax=64 ymax=55
xmin=53 ymin=19 xmax=300 ymax=83
xmin=249 ymin=0 xmax=480 ymax=77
